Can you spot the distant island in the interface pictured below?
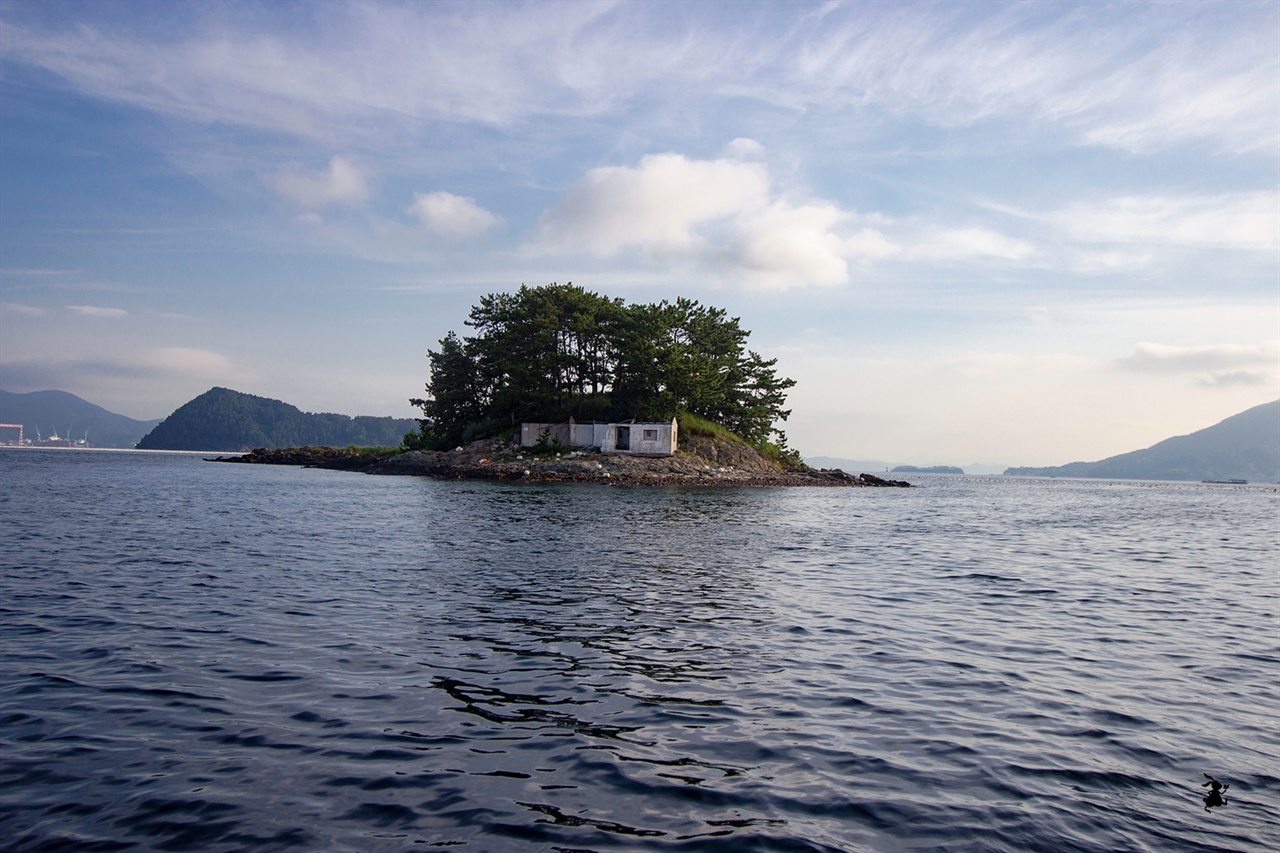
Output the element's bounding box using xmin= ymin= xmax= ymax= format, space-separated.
xmin=0 ymin=389 xmax=161 ymax=448
xmin=1004 ymin=400 xmax=1279 ymax=483
xmin=137 ymin=387 xmax=418 ymax=452
xmin=891 ymin=465 xmax=964 ymax=474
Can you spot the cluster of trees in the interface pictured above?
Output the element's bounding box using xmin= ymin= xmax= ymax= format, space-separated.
xmin=408 ymin=283 xmax=796 ymax=451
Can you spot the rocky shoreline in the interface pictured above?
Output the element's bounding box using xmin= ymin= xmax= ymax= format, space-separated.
xmin=213 ymin=437 xmax=910 ymax=487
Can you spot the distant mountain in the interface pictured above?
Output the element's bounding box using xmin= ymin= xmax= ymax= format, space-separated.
xmin=804 ymin=456 xmax=893 ymax=473
xmin=1005 ymin=400 xmax=1280 ymax=482
xmin=892 ymin=465 xmax=965 ymax=474
xmin=136 ymin=387 xmax=418 ymax=452
xmin=0 ymin=389 xmax=161 ymax=448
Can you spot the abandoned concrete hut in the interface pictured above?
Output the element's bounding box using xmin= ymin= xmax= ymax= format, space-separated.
xmin=519 ymin=417 xmax=678 ymax=456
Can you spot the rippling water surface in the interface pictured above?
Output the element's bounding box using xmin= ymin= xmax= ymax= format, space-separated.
xmin=1 ymin=448 xmax=1277 ymax=852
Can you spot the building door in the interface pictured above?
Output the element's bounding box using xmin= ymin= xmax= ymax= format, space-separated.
xmin=616 ymin=426 xmax=630 ymax=450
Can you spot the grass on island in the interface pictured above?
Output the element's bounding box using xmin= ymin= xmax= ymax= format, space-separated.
xmin=677 ymin=411 xmax=806 ymax=471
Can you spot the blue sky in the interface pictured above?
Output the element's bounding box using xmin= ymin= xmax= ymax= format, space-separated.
xmin=2 ymin=0 xmax=1276 ymax=467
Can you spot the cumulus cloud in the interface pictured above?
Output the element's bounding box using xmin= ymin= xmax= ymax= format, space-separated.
xmin=267 ymin=156 xmax=370 ymax=208
xmin=724 ymin=202 xmax=850 ymax=289
xmin=406 ymin=191 xmax=502 ymax=240
xmin=723 ymin=137 xmax=766 ymax=161
xmin=527 ymin=148 xmax=863 ymax=289
xmin=67 ymin=305 xmax=128 ymax=317
xmin=532 ymin=153 xmax=768 ymax=258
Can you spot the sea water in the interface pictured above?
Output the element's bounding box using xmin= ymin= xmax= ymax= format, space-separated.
xmin=1 ymin=448 xmax=1276 ymax=852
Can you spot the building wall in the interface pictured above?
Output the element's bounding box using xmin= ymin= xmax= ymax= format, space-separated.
xmin=520 ymin=418 xmax=677 ymax=456
xmin=519 ymin=423 xmax=573 ymax=448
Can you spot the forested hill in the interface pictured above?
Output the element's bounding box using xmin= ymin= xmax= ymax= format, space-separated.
xmin=0 ymin=389 xmax=160 ymax=448
xmin=137 ymin=388 xmax=417 ymax=452
xmin=1004 ymin=400 xmax=1280 ymax=482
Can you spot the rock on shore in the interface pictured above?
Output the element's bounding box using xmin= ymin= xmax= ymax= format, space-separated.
xmin=215 ymin=436 xmax=910 ymax=487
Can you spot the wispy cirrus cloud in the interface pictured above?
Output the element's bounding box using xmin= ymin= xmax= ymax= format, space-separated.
xmin=67 ymin=305 xmax=128 ymax=318
xmin=1048 ymin=192 xmax=1279 ymax=251
xmin=1116 ymin=341 xmax=1279 ymax=389
xmin=1 ymin=302 xmax=46 ymax=317
xmin=3 ymin=2 xmax=1273 ymax=156
xmin=4 ymin=347 xmax=244 ymax=388
xmin=764 ymin=2 xmax=1278 ymax=154
xmin=907 ymin=226 xmax=1033 ymax=263
xmin=1116 ymin=342 xmax=1279 ymax=373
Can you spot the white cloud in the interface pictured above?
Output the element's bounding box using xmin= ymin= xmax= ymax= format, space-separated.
xmin=1051 ymin=192 xmax=1279 ymax=250
xmin=844 ymin=229 xmax=901 ymax=263
xmin=406 ymin=191 xmax=502 ymax=240
xmin=909 ymin=227 xmax=1034 ymax=262
xmin=267 ymin=156 xmax=370 ymax=208
xmin=8 ymin=2 xmax=1270 ymax=157
xmin=723 ymin=137 xmax=766 ymax=161
xmin=67 ymin=305 xmax=128 ymax=317
xmin=0 ymin=4 xmax=637 ymax=136
xmin=772 ymin=3 xmax=1278 ymax=154
xmin=1076 ymin=33 xmax=1280 ymax=155
xmin=531 ymin=153 xmax=768 ymax=258
xmin=1115 ymin=342 xmax=1279 ymax=373
xmin=527 ymin=149 xmax=870 ymax=289
xmin=1197 ymin=370 xmax=1271 ymax=388
xmin=2 ymin=302 xmax=46 ymax=316
xmin=726 ymin=202 xmax=850 ymax=290
xmin=1 ymin=347 xmax=245 ymax=402
xmin=148 ymin=347 xmax=238 ymax=378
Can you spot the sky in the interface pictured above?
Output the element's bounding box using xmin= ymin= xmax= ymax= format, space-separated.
xmin=1 ymin=0 xmax=1277 ymax=468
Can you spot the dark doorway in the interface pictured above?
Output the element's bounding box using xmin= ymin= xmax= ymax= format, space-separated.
xmin=616 ymin=426 xmax=630 ymax=450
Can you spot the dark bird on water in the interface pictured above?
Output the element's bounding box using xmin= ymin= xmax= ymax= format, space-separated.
xmin=1202 ymin=774 xmax=1229 ymax=811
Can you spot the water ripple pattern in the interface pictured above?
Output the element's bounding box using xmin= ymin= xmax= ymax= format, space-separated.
xmin=1 ymin=449 xmax=1277 ymax=851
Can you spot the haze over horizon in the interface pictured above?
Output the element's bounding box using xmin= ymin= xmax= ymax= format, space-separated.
xmin=2 ymin=1 xmax=1276 ymax=467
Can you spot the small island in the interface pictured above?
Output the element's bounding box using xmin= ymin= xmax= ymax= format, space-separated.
xmin=216 ymin=434 xmax=910 ymax=487
xmin=216 ymin=283 xmax=909 ymax=487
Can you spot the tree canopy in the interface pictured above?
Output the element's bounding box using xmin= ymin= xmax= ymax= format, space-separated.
xmin=408 ymin=283 xmax=795 ymax=451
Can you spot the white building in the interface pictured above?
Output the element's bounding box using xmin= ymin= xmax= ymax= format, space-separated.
xmin=520 ymin=417 xmax=678 ymax=456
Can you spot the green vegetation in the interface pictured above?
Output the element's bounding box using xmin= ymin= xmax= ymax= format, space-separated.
xmin=676 ymin=410 xmax=737 ymax=441
xmin=677 ymin=410 xmax=805 ymax=471
xmin=408 ymin=284 xmax=796 ymax=453
xmin=138 ymin=387 xmax=418 ymax=451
